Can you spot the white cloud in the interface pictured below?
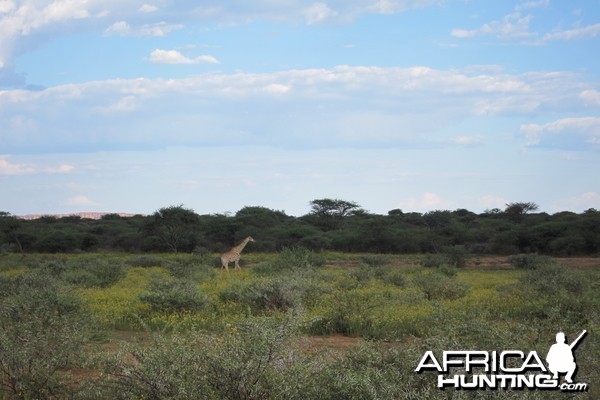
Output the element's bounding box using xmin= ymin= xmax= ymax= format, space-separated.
xmin=367 ymin=0 xmax=439 ymax=14
xmin=0 ymin=66 xmax=596 ymax=153
xmin=580 ymin=90 xmax=600 ymax=106
xmin=397 ymin=192 xmax=454 ymax=212
xmin=66 ymin=195 xmax=97 ymax=206
xmin=304 ymin=3 xmax=336 ymax=25
xmin=100 ymin=95 xmax=139 ymax=113
xmin=422 ymin=192 xmax=445 ymax=207
xmin=263 ymin=83 xmax=291 ymax=94
xmin=451 ymin=135 xmax=483 ymax=146
xmin=139 ymin=21 xmax=183 ymax=37
xmin=515 ymin=0 xmax=549 ymax=11
xmin=479 ymin=195 xmax=508 ymax=210
xmin=104 ymin=20 xmax=130 ymax=35
xmin=105 ymin=21 xmax=183 ymax=37
xmin=0 ymin=0 xmax=453 ymax=85
xmin=46 ymin=163 xmax=74 ymax=173
xmin=520 ymin=117 xmax=600 ymax=147
xmin=0 ymin=0 xmax=97 ymax=36
xmin=452 ymin=4 xmax=600 ymax=45
xmin=0 ymin=156 xmax=34 ymax=175
xmin=148 ymin=49 xmax=219 ymax=64
xmin=0 ymin=1 xmax=15 ymax=14
xmin=544 ymin=23 xmax=600 ymax=41
xmin=0 ymin=156 xmax=73 ymax=175
xmin=552 ymin=192 xmax=600 ymax=213
xmin=139 ymin=4 xmax=158 ymax=13
xmin=451 ymin=12 xmax=535 ymax=40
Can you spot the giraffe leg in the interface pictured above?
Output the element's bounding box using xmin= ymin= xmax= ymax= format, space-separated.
xmin=234 ymin=260 xmax=241 ymax=270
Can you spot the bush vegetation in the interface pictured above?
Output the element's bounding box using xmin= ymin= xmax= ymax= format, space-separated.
xmin=2 ymin=202 xmax=600 ymax=256
xmin=0 ymin=247 xmax=598 ymax=398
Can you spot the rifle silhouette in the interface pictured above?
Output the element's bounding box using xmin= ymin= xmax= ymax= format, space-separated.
xmin=569 ymin=330 xmax=587 ymax=350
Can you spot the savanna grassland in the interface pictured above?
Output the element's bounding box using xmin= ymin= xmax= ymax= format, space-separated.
xmin=0 ymin=250 xmax=598 ymax=399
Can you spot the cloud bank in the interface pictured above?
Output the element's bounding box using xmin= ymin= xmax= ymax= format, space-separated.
xmin=0 ymin=0 xmax=442 ymax=86
xmin=1 ymin=65 xmax=597 ymax=153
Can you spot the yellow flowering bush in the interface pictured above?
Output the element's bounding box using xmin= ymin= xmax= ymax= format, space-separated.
xmin=79 ymin=267 xmax=169 ymax=329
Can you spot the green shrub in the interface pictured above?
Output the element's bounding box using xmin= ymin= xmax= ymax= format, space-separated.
xmin=317 ymin=342 xmax=409 ymax=400
xmin=307 ymin=290 xmax=378 ymax=336
xmin=359 ymin=254 xmax=390 ymax=267
xmin=421 ymin=246 xmax=469 ymax=268
xmin=126 ymin=255 xmax=165 ymax=268
xmin=165 ymin=259 xmax=216 ymax=282
xmin=508 ymin=253 xmax=554 ymax=269
xmin=140 ymin=279 xmax=209 ymax=313
xmin=413 ymin=271 xmax=469 ymax=301
xmin=0 ymin=271 xmax=91 ymax=399
xmin=220 ymin=276 xmax=305 ymax=312
xmin=420 ymin=253 xmax=448 ymax=268
xmin=94 ymin=333 xmax=208 ymax=399
xmin=63 ymin=258 xmax=126 ymax=288
xmin=444 ymin=245 xmax=469 ymax=268
xmin=349 ymin=264 xmax=378 ymax=282
xmin=349 ymin=265 xmax=406 ymax=288
xmin=265 ymin=247 xmax=326 ymax=272
xmin=514 ymin=259 xmax=595 ymax=325
xmin=380 ymin=269 xmax=407 ymax=287
xmin=520 ymin=261 xmax=588 ymax=296
xmin=437 ymin=265 xmax=458 ymax=277
xmin=96 ymin=315 xmax=315 ymax=400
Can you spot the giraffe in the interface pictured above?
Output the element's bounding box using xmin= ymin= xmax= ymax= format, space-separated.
xmin=220 ymin=236 xmax=255 ymax=271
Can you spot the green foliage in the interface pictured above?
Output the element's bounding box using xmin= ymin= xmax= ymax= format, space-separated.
xmin=359 ymin=254 xmax=390 ymax=267
xmin=443 ymin=245 xmax=469 ymax=267
xmin=3 ymin=203 xmax=600 ymax=255
xmin=198 ymin=315 xmax=306 ymax=400
xmin=143 ymin=205 xmax=200 ymax=252
xmin=94 ymin=333 xmax=209 ymax=399
xmin=420 ymin=253 xmax=448 ymax=268
xmin=508 ymin=253 xmax=554 ymax=269
xmin=348 ymin=263 xmax=406 ymax=288
xmin=421 ymin=246 xmax=469 ymax=269
xmin=0 ymin=270 xmax=91 ymax=399
xmin=255 ymin=247 xmax=325 ymax=274
xmin=309 ymin=198 xmax=362 ymax=218
xmin=317 ymin=343 xmax=412 ymax=400
xmin=0 ymin=252 xmax=598 ymax=399
xmin=380 ymin=269 xmax=407 ymax=286
xmin=63 ymin=258 xmax=126 ymax=288
xmin=96 ymin=314 xmax=313 ymax=400
xmin=140 ymin=278 xmax=209 ymax=313
xmin=413 ymin=270 xmax=470 ymax=301
xmin=519 ymin=260 xmax=589 ymax=299
xmin=126 ymin=254 xmax=165 ymax=267
xmin=165 ymin=259 xmax=216 ymax=282
xmin=219 ymin=276 xmax=304 ymax=312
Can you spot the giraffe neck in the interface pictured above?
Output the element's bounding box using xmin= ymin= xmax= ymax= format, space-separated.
xmin=233 ymin=238 xmax=250 ymax=254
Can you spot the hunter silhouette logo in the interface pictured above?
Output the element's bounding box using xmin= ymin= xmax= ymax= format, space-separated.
xmin=415 ymin=329 xmax=588 ymax=392
xmin=546 ymin=330 xmax=586 ymax=384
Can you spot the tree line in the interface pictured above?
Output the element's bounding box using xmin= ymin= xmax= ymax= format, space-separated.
xmin=1 ymin=199 xmax=599 ymax=255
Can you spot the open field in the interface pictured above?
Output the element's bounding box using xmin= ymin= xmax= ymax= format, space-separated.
xmin=0 ymin=251 xmax=598 ymax=399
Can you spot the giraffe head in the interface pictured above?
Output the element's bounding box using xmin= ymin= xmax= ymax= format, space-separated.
xmin=246 ymin=236 xmax=255 ymax=242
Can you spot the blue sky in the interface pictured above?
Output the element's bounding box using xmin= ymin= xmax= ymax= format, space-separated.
xmin=1 ymin=0 xmax=599 ymax=216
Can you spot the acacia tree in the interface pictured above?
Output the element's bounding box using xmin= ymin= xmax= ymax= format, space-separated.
xmin=309 ymin=199 xmax=362 ymax=218
xmin=505 ymin=202 xmax=539 ymax=215
xmin=145 ymin=205 xmax=200 ymax=252
xmin=504 ymin=202 xmax=539 ymax=223
xmin=307 ymin=199 xmax=364 ymax=231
